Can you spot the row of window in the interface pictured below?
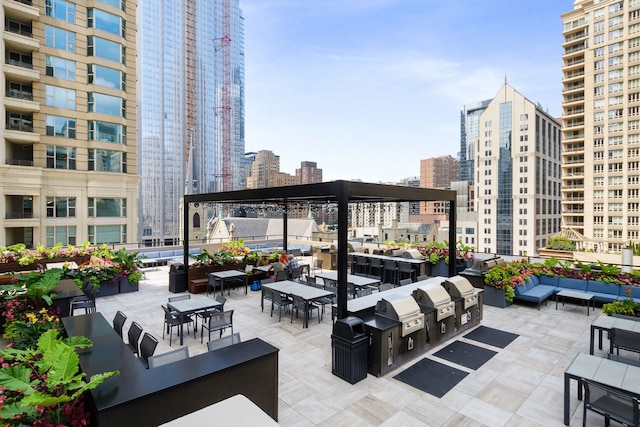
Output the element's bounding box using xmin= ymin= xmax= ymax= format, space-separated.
xmin=45 ymin=117 xmax=126 ymax=144
xmin=44 ymin=85 xmax=126 ymax=117
xmin=47 ymin=224 xmax=127 ymax=247
xmin=46 ymin=145 xmax=127 ymax=173
xmin=45 ymin=26 xmax=125 ymax=65
xmin=46 ymin=56 xmax=125 ymax=91
xmin=46 ymin=196 xmax=126 ymax=217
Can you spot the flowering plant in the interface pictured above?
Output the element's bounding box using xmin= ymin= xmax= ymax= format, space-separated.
xmin=0 ymin=329 xmax=118 ymax=426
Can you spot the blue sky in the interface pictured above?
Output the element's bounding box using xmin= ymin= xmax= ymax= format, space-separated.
xmin=241 ymin=1 xmax=572 ymax=183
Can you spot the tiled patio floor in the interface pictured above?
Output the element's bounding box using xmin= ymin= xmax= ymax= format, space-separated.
xmin=88 ymin=263 xmax=614 ymax=426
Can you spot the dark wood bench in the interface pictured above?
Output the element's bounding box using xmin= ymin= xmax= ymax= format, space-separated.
xmin=189 ymin=278 xmax=208 ymax=294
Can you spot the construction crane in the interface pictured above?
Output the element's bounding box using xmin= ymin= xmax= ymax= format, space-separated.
xmin=214 ymin=0 xmax=232 ymax=192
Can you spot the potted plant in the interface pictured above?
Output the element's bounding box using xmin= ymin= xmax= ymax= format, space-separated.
xmin=0 ymin=329 xmax=118 ymax=425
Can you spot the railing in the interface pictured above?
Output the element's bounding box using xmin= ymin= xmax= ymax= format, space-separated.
xmin=6 ymin=122 xmax=33 ymax=132
xmin=5 ymin=59 xmax=33 ymax=69
xmin=5 ymin=212 xmax=33 ymax=219
xmin=5 ymin=159 xmax=33 ymax=166
xmin=5 ymin=26 xmax=32 ymax=38
xmin=7 ymin=89 xmax=33 ymax=100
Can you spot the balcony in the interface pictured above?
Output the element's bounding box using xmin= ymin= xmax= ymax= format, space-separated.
xmin=4 ymin=0 xmax=38 ymax=21
xmin=4 ymin=57 xmax=39 ymax=82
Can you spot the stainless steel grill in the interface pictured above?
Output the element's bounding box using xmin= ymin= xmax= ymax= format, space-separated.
xmin=443 ymin=275 xmax=478 ymax=309
xmin=375 ymin=294 xmax=424 ymax=336
xmin=403 ymin=249 xmax=424 ymax=260
xmin=412 ymin=283 xmax=455 ymax=322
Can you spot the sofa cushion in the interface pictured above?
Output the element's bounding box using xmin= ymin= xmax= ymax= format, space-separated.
xmin=538 ymin=275 xmax=559 ymax=286
xmin=587 ymin=280 xmax=621 ymax=297
xmin=557 ymin=277 xmax=587 ymax=291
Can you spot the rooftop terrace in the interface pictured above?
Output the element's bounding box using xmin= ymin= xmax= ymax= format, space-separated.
xmin=85 ymin=260 xmax=611 ymax=426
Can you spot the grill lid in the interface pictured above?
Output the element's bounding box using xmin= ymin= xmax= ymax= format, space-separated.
xmin=413 ymin=283 xmax=451 ymax=307
xmin=443 ymin=276 xmax=478 ymax=309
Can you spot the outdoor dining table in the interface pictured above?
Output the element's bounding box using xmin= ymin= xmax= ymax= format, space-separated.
xmin=168 ymin=297 xmax=223 ymax=345
xmin=315 ymin=271 xmax=381 ymax=298
xmin=262 ymin=280 xmax=334 ymax=328
xmin=208 ymin=270 xmax=249 ymax=297
xmin=563 ymin=352 xmax=640 ymax=425
xmin=589 ymin=314 xmax=640 ymax=354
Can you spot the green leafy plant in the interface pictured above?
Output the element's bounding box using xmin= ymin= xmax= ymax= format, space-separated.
xmin=0 ymin=329 xmax=118 ymax=425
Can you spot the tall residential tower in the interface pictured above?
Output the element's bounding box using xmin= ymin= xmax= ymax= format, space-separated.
xmin=561 ymin=0 xmax=640 ymax=252
xmin=137 ymin=0 xmax=245 ymax=246
xmin=0 ymin=0 xmax=139 ymax=248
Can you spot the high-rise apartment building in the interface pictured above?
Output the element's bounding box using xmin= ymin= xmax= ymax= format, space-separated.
xmin=0 ymin=0 xmax=139 ymax=248
xmin=137 ymin=0 xmax=245 ymax=246
xmin=561 ymin=0 xmax=640 ymax=252
xmin=475 ymin=84 xmax=562 ymax=256
xmin=419 ymin=155 xmax=460 ymax=216
xmin=296 ymin=161 xmax=322 ymax=184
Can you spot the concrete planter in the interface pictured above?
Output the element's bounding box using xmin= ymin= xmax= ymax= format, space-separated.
xmin=483 ymin=286 xmax=512 ymax=308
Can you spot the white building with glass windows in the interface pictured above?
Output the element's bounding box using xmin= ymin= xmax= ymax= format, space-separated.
xmin=0 ymin=0 xmax=139 ymax=247
xmin=474 ymin=84 xmax=562 ymax=256
xmin=137 ymin=0 xmax=245 ymax=246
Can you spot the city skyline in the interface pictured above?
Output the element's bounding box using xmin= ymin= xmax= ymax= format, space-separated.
xmin=242 ymin=0 xmax=570 ymax=183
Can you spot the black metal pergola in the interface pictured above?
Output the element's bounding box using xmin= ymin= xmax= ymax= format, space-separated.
xmin=182 ymin=180 xmax=457 ymax=320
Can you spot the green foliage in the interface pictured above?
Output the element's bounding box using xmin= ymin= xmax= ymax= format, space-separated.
xmin=546 ymin=236 xmax=576 ymax=251
xmin=0 ymin=330 xmax=118 ymax=425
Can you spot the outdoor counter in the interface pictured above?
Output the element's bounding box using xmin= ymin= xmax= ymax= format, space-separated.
xmin=63 ymin=313 xmax=279 ymax=426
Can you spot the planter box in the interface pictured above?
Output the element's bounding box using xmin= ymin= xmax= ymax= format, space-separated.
xmin=119 ymin=278 xmax=139 ymax=294
xmin=95 ymin=281 xmax=120 ymax=298
xmin=483 ymin=286 xmax=512 ymax=308
xmin=431 ymin=260 xmax=449 ymax=277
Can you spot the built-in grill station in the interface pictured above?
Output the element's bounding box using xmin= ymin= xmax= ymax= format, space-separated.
xmin=442 ymin=275 xmax=483 ymax=332
xmin=364 ymin=294 xmax=426 ymax=377
xmin=412 ymin=283 xmax=456 ymax=345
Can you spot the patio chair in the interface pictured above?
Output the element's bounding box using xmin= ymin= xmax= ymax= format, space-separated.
xmin=207 ymin=333 xmax=242 ymax=352
xmin=610 ymin=327 xmax=640 ymax=356
xmin=139 ymin=332 xmax=159 ymax=369
xmin=377 ymin=283 xmax=393 ymax=292
xmin=309 ymin=259 xmax=323 ymax=277
xmin=197 ymin=295 xmax=226 ymax=330
xmin=356 ymin=288 xmax=373 ymax=298
xmin=271 ymin=290 xmax=292 ymax=321
xmin=291 ymin=295 xmax=320 ymax=325
xmin=261 ymin=279 xmax=275 ymax=312
xmin=70 ymin=280 xmax=97 ymax=315
xmin=201 ymin=309 xmax=234 ymax=343
xmin=162 ymin=305 xmax=194 ymax=346
xmin=581 ymin=377 xmax=640 ymax=427
xmin=148 ymin=347 xmax=189 ymax=368
xmin=112 ymin=311 xmax=127 ymax=338
xmin=127 ymin=321 xmax=144 ymax=356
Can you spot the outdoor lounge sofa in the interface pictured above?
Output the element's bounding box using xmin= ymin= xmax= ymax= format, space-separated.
xmin=514 ymin=274 xmax=640 ymax=310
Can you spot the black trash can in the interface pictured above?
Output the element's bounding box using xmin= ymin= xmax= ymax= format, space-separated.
xmin=331 ymin=316 xmax=368 ymax=384
xmin=169 ymin=263 xmax=187 ymax=293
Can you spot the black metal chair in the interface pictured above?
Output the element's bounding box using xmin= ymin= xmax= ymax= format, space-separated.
xmin=139 ymin=332 xmax=159 ymax=369
xmin=148 ymin=347 xmax=189 ymax=368
xmin=201 ymin=309 xmax=234 ymax=343
xmin=162 ymin=305 xmax=194 ymax=346
xmin=207 ymin=333 xmax=242 ymax=351
xmin=291 ymin=295 xmax=320 ymax=325
xmin=70 ymin=280 xmax=97 ymax=315
xmin=127 ymin=321 xmax=143 ymax=356
xmin=610 ymin=327 xmax=640 ymax=356
xmin=197 ymin=295 xmax=226 ymax=331
xmin=581 ymin=377 xmax=640 ymax=427
xmin=112 ymin=311 xmax=127 ymax=338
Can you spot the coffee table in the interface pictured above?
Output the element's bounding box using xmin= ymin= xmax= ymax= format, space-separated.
xmin=555 ymin=289 xmax=595 ymax=316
